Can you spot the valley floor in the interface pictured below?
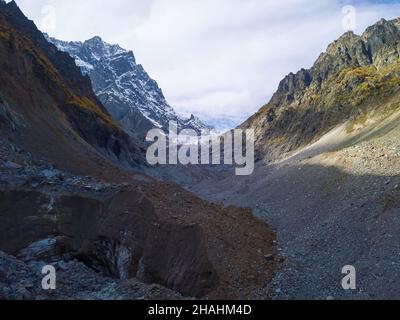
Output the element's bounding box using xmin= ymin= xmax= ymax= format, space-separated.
xmin=191 ymin=116 xmax=400 ymax=300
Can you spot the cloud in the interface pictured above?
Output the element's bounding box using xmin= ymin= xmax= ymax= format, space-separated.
xmin=13 ymin=0 xmax=400 ymax=121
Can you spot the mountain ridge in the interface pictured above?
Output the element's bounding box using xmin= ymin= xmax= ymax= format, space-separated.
xmin=241 ymin=17 xmax=400 ymax=162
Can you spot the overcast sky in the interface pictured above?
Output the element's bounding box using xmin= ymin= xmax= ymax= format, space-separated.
xmin=11 ymin=0 xmax=400 ymax=122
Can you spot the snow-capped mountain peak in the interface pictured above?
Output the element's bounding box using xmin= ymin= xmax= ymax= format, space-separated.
xmin=182 ymin=114 xmax=214 ymax=132
xmin=47 ymin=35 xmax=212 ymax=139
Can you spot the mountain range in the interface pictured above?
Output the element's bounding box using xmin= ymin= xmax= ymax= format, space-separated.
xmin=2 ymin=0 xmax=400 ymax=301
xmin=0 ymin=0 xmax=276 ymax=300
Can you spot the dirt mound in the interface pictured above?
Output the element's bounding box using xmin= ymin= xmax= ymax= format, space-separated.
xmin=0 ymin=164 xmax=277 ymax=299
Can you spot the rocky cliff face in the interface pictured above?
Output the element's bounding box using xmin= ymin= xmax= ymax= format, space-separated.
xmin=242 ymin=18 xmax=400 ymax=162
xmin=48 ymin=36 xmax=212 ymax=140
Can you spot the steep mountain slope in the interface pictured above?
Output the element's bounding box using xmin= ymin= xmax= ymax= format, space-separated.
xmin=0 ymin=0 xmax=277 ymax=300
xmin=0 ymin=0 xmax=145 ymax=175
xmin=242 ymin=18 xmax=400 ymax=162
xmin=48 ymin=36 xmax=212 ymax=140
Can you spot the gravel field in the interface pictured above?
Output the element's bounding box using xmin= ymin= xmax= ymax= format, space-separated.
xmin=192 ymin=121 xmax=400 ymax=300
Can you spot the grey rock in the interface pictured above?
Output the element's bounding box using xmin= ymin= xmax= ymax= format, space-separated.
xmin=3 ymin=161 xmax=22 ymax=169
xmin=39 ymin=169 xmax=58 ymax=180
